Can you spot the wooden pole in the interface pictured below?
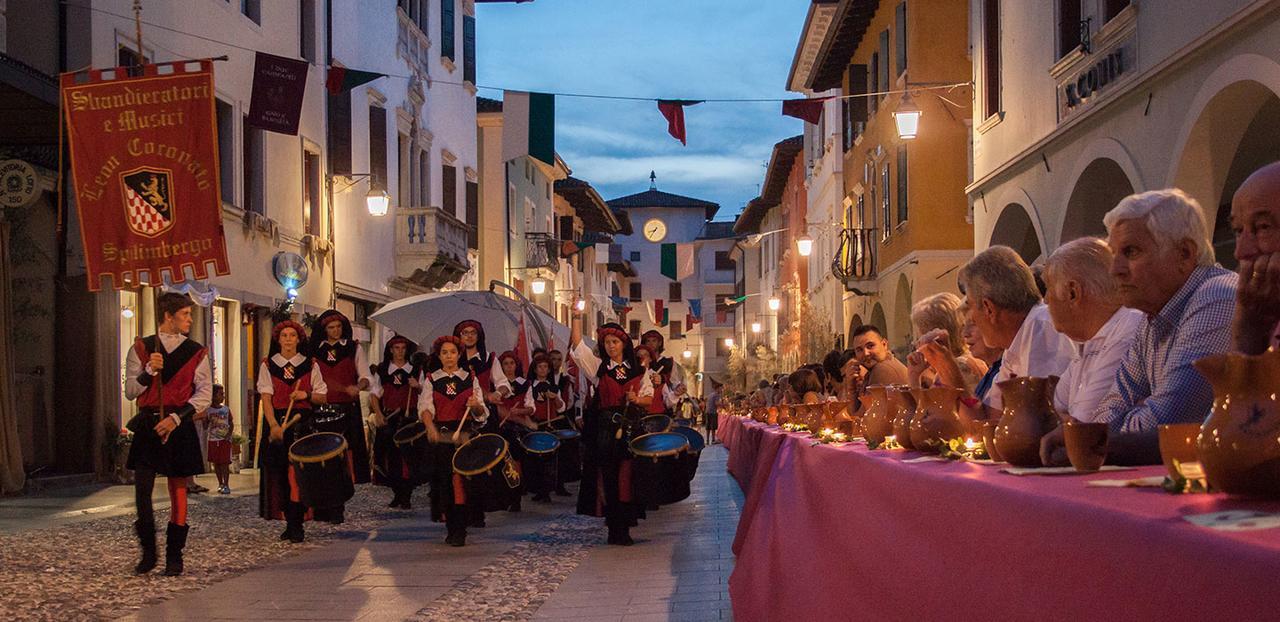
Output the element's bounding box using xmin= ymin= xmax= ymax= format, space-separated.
xmin=133 ymin=0 xmax=144 ymax=61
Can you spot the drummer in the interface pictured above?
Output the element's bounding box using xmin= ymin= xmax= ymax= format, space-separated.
xmin=496 ymin=351 xmax=533 ymax=512
xmin=308 ymin=309 xmax=372 ymax=523
xmin=453 ymin=320 xmax=513 ymax=414
xmin=256 ymin=320 xmax=328 ymax=543
xmin=635 ymin=345 xmax=679 ymax=416
xmin=547 ymin=349 xmax=577 ymax=497
xmin=569 ymin=313 xmax=654 ymax=546
xmin=417 ymin=335 xmax=489 ymax=547
xmin=368 ymin=336 xmax=423 ymax=512
xmin=640 ymin=330 xmax=687 ymax=396
xmin=524 ymin=354 xmax=565 ymax=502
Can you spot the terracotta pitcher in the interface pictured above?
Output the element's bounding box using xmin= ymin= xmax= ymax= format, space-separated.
xmin=1195 ymin=349 xmax=1280 ymax=497
xmin=860 ymin=386 xmax=894 ymax=446
xmin=992 ymin=376 xmax=1061 ymax=467
xmin=909 ymin=386 xmax=965 ymax=453
xmin=888 ymin=386 xmax=919 ymax=450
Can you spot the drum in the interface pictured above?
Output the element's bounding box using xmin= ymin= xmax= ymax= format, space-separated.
xmin=453 ymin=433 xmax=521 ymax=512
xmin=628 ymin=432 xmax=690 ymax=506
xmin=552 ymin=429 xmax=582 ymax=483
xmin=392 ymin=420 xmax=432 ymax=482
xmin=288 ymin=432 xmax=354 ymax=509
xmin=640 ymin=414 xmax=673 ymax=435
xmin=520 ymin=431 xmax=561 ymax=495
xmin=310 ymin=404 xmax=348 ymax=435
xmin=520 ymin=431 xmax=561 ymax=455
xmin=672 ymin=426 xmax=706 ymax=483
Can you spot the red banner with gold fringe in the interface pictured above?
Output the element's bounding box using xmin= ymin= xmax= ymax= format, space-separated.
xmin=61 ymin=59 xmax=229 ymax=291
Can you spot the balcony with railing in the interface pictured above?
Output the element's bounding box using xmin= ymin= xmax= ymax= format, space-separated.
xmin=524 ymin=232 xmax=560 ymax=274
xmin=833 ymin=227 xmax=879 ymax=295
xmin=395 ymin=206 xmax=471 ymax=289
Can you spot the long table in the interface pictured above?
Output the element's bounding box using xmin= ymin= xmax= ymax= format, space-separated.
xmin=720 ymin=414 xmax=1280 ymax=622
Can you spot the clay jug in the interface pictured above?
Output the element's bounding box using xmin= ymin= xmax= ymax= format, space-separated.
xmin=824 ymin=401 xmax=857 ymax=437
xmin=860 ymin=386 xmax=894 ymax=446
xmin=888 ymin=386 xmax=919 ymax=450
xmin=992 ymin=376 xmax=1060 ymax=467
xmin=1195 ymin=349 xmax=1280 ymax=497
xmin=909 ymin=386 xmax=966 ymax=453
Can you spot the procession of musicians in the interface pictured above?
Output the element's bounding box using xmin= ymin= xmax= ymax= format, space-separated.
xmin=122 ymin=294 xmax=711 ymax=576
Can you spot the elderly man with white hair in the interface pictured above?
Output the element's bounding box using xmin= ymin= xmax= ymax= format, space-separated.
xmin=1041 ymin=237 xmax=1144 ymax=421
xmin=1042 ymin=189 xmax=1238 ymax=465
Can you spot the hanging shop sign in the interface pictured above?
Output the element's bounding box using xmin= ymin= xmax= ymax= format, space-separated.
xmin=0 ymin=159 xmax=39 ymax=209
xmin=61 ymin=59 xmax=230 ymax=291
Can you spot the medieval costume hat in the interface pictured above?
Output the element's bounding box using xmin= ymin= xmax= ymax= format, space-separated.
xmin=270 ymin=320 xmax=311 ymax=357
xmin=377 ymin=335 xmax=419 ymax=376
xmin=640 ymin=329 xmax=666 ymax=354
xmin=497 ymin=350 xmax=525 ymax=379
xmin=310 ymin=309 xmax=354 ymax=353
xmin=595 ymin=322 xmax=637 ymax=366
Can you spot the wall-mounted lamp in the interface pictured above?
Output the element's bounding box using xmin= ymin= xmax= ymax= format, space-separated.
xmin=768 ymin=297 xmax=781 ymax=311
xmin=335 ymin=173 xmax=391 ymax=216
xmin=893 ymin=92 xmax=922 ymax=140
xmin=751 ymin=321 xmax=762 ymax=334
xmin=796 ymin=234 xmax=814 ymax=257
xmin=724 ymin=337 xmax=735 ymax=348
xmin=531 ymin=278 xmax=547 ymax=295
xmin=682 ymin=349 xmax=692 ymax=359
xmin=121 ymin=306 xmax=135 ymax=319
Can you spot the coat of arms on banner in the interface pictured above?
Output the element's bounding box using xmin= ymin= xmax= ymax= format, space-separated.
xmin=120 ymin=167 xmax=176 ymax=237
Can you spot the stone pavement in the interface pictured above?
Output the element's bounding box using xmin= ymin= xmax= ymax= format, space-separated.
xmin=124 ymin=444 xmax=741 ymax=621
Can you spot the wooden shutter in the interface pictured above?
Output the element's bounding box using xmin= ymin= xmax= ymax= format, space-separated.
xmin=328 ymin=92 xmax=352 ymax=176
xmin=463 ymin=15 xmax=476 ymax=83
xmin=466 ymin=180 xmax=478 ymax=249
xmin=441 ymin=0 xmax=455 ymax=60
xmin=369 ymin=106 xmax=387 ymax=190
xmin=442 ymin=164 xmax=457 ymax=217
xmin=895 ymin=3 xmax=907 ymax=76
xmin=844 ymin=64 xmax=867 ymax=150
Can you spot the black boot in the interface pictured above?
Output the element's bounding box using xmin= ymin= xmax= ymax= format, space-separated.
xmin=162 ymin=523 xmax=189 ymax=576
xmin=134 ymin=520 xmax=157 ymax=574
xmin=444 ymin=507 xmax=467 ymax=547
xmin=285 ymin=502 xmax=306 ymax=543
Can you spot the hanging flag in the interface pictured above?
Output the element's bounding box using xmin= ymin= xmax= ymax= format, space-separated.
xmin=781 ymin=97 xmax=830 ymax=124
xmin=723 ymin=294 xmax=748 ymax=306
xmin=514 ymin=312 xmax=531 ymax=372
xmin=656 ymin=100 xmax=702 ymax=145
xmin=61 ymin=59 xmax=230 ymax=291
xmin=247 ymin=52 xmax=310 ymax=135
xmin=676 ymin=243 xmax=696 ymax=280
xmin=688 ymin=298 xmax=703 ymax=322
xmin=652 ymin=299 xmax=665 ymax=326
xmin=661 ymin=308 xmax=669 ymax=327
xmin=325 ymin=65 xmax=384 ymax=95
xmin=595 ymin=243 xmax=610 ymax=264
xmin=660 ymin=243 xmax=677 ymax=280
xmin=503 ymin=90 xmax=556 ymax=165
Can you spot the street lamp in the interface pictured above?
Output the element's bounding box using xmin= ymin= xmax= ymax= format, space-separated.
xmin=724 ymin=337 xmax=735 ymax=348
xmin=768 ymin=297 xmax=781 ymax=312
xmin=683 ymin=349 xmax=692 ymax=359
xmin=531 ymin=278 xmax=547 ymax=295
xmin=365 ymin=187 xmax=390 ymax=216
xmin=574 ymin=298 xmax=586 ymax=312
xmin=893 ymin=92 xmax=922 ymax=140
xmin=796 ymin=234 xmax=814 ymax=257
xmin=751 ymin=321 xmax=762 ymax=334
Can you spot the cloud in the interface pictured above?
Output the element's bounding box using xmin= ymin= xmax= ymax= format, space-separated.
xmin=568 ymin=153 xmax=764 ymax=187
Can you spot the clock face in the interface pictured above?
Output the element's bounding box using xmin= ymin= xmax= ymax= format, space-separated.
xmin=643 ymin=218 xmax=667 ymax=242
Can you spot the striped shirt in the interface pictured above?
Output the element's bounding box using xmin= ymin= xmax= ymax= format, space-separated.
xmin=1097 ymin=266 xmax=1239 ymax=433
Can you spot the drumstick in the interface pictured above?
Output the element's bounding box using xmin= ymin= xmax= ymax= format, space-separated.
xmin=452 ymin=408 xmax=469 ymax=443
xmin=274 ymin=378 xmax=305 ymax=437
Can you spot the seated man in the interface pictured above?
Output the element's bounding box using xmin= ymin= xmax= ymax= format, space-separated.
xmin=1041 ymin=237 xmax=1143 ymax=422
xmin=851 ymin=325 xmax=909 ymax=387
xmin=1230 ymin=161 xmax=1280 ymax=354
xmin=923 ymin=246 xmax=1074 ymax=418
xmin=1042 ymin=189 xmax=1238 ymax=465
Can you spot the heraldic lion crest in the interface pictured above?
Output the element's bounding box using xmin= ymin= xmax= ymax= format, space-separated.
xmin=121 ymin=167 xmax=175 ymax=237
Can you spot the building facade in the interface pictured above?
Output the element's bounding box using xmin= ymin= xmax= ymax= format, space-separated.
xmin=969 ymin=0 xmax=1280 ymax=271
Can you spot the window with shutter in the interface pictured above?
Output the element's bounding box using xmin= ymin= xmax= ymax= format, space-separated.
xmin=895 ymin=3 xmax=907 ymax=76
xmin=1058 ymin=0 xmax=1081 ymax=59
xmin=983 ymin=0 xmax=1001 ymax=118
xmin=463 ymin=15 xmax=476 ymax=84
xmin=466 ymin=181 xmax=478 ymax=248
xmin=242 ymin=117 xmax=263 ymax=214
xmin=442 ymin=164 xmax=457 ymax=216
xmin=629 ymin=282 xmax=642 ymax=301
xmin=215 ymin=99 xmax=234 ymax=205
xmin=559 ymin=215 xmax=575 ymax=242
xmin=327 ymin=93 xmax=352 ymax=176
xmin=869 ymin=52 xmax=879 ymax=114
xmin=844 ymin=64 xmax=867 ymax=152
xmin=670 ymin=321 xmax=683 ymax=340
xmin=369 ymin=106 xmax=387 ymax=190
xmin=441 ymin=0 xmax=455 ymax=61
xmin=879 ymin=30 xmax=890 ymax=99
xmin=897 ymin=146 xmax=908 ymax=224
xmin=629 ymin=320 xmax=641 ymax=340
xmin=669 ymin=282 xmax=682 ymax=302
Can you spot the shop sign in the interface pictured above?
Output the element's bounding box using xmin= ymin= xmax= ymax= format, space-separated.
xmin=0 ymin=159 xmax=39 ymax=209
xmin=272 ymin=251 xmax=308 ymax=289
xmin=1057 ymin=38 xmax=1135 ymax=120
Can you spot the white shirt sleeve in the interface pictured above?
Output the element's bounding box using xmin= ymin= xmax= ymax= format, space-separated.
xmin=472 ymin=374 xmax=489 ymax=425
xmin=255 ymin=361 xmax=273 ymax=396
xmin=572 ymin=340 xmax=601 ymax=386
xmin=637 ymin=369 xmax=654 ymax=398
xmin=310 ymin=363 xmax=328 ymax=397
xmin=524 ymin=385 xmax=536 ymax=409
xmin=663 ymin=384 xmax=678 ymax=408
xmin=489 ymin=355 xmax=512 ymax=395
xmin=124 ymin=343 xmax=148 ymax=400
xmin=669 ymin=361 xmax=685 ymax=388
xmin=188 ymin=354 xmax=213 ymax=413
xmin=355 ymin=345 xmax=372 ymax=386
xmin=986 ymin=305 xmax=1076 ymax=410
xmin=417 ymin=372 xmax=434 ymax=418
xmin=367 ymin=371 xmax=383 ymax=399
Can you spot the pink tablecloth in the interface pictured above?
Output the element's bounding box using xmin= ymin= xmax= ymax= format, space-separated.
xmin=725 ymin=420 xmax=1280 ymax=622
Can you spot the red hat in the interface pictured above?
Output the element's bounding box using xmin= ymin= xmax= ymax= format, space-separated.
xmin=432 ymin=334 xmax=463 ymax=354
xmin=272 ymin=320 xmax=307 ymax=342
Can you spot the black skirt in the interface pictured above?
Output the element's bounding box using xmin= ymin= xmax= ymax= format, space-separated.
xmin=125 ymin=408 xmax=204 ymax=477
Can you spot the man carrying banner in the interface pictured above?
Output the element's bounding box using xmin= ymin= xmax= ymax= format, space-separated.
xmin=123 ymin=292 xmax=212 ymax=576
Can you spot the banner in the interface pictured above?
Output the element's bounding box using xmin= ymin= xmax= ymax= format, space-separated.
xmin=62 ymin=60 xmax=230 ymax=291
xmin=248 ymin=52 xmax=309 ymax=135
xmin=660 ymin=243 xmax=677 ymax=280
xmin=595 ymin=242 xmax=610 ymax=264
xmin=325 ymin=65 xmax=384 ymax=95
xmin=503 ymin=90 xmax=556 ymax=165
xmin=676 ymin=243 xmax=696 ymax=280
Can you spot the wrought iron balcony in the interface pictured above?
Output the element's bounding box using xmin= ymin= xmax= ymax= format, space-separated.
xmin=524 ymin=232 xmax=561 ymax=274
xmin=833 ymin=227 xmax=879 ymax=295
xmin=395 ymin=206 xmax=472 ymax=289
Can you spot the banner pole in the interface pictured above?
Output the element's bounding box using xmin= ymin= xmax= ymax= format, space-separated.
xmin=133 ymin=0 xmax=144 ymax=61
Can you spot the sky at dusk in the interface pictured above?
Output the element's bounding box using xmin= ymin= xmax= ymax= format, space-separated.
xmin=476 ymin=0 xmax=811 ymax=221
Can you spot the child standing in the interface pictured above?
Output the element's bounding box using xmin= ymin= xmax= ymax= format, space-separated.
xmin=205 ymin=385 xmax=234 ymax=494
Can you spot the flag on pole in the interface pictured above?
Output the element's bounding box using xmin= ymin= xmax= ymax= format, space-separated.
xmin=661 ymin=308 xmax=669 ymax=327
xmin=688 ymin=298 xmax=703 ymax=323
xmin=657 ymin=100 xmax=702 ymax=145
xmin=781 ymin=97 xmax=830 ymax=124
xmin=660 ymin=243 xmax=677 ymax=280
xmin=676 ymin=243 xmax=696 ymax=280
xmin=325 ymin=66 xmax=384 ymax=95
xmin=503 ymin=90 xmax=556 ymax=165
xmin=652 ymin=299 xmax=664 ymax=326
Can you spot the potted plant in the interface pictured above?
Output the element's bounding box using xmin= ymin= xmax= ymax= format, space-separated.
xmin=230 ymin=433 xmax=248 ymax=473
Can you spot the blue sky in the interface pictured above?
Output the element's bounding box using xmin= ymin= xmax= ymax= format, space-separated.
xmin=476 ymin=0 xmax=811 ymax=221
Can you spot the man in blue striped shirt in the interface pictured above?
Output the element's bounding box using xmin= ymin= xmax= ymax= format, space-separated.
xmin=1042 ymin=189 xmax=1237 ymax=466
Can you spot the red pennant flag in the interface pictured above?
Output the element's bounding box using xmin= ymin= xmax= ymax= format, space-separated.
xmin=514 ymin=313 xmax=531 ymax=373
xmin=657 ymin=100 xmax=702 ymax=145
xmin=654 ymin=299 xmax=665 ymax=325
xmin=782 ymin=97 xmax=830 ymax=124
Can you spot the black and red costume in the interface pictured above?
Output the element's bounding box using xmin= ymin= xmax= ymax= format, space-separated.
xmin=310 ymin=310 xmax=372 ymax=486
xmin=369 ymin=336 xmax=424 ymax=510
xmin=418 ymin=335 xmax=487 ymax=546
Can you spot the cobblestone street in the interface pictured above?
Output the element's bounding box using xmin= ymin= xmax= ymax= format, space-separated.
xmin=1 ymin=445 xmax=740 ymax=621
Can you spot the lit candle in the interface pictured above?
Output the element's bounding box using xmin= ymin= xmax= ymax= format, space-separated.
xmin=964 ymin=437 xmax=978 ymax=451
xmin=832 ymin=432 xmax=848 ymax=442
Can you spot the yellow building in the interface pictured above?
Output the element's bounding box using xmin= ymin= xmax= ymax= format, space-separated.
xmin=793 ymin=0 xmax=974 ymax=351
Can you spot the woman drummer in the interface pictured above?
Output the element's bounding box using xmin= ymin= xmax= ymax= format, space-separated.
xmin=568 ymin=313 xmax=654 ymax=546
xmin=256 ymin=320 xmax=328 ymax=543
xmin=523 ymin=354 xmax=565 ymax=502
xmin=368 ymin=336 xmax=423 ymax=511
xmin=495 ymin=350 xmax=533 ymax=512
xmin=635 ymin=345 xmax=678 ymax=416
xmin=417 ymin=335 xmax=489 ymax=547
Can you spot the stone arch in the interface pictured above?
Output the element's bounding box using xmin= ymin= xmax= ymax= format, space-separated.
xmin=988 ymin=203 xmax=1043 ymax=264
xmin=847 ymin=313 xmax=863 ymax=340
xmin=869 ymin=303 xmax=887 ymax=339
xmin=1168 ymin=54 xmax=1280 ymax=268
xmin=893 ymin=274 xmax=913 ymax=349
xmin=1059 ymin=141 xmax=1141 ymax=244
